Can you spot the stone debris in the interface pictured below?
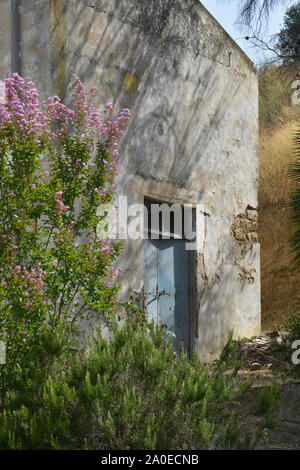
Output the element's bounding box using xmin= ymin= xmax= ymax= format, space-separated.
xmin=250 ymin=362 xmax=262 ymax=371
xmin=235 ymin=331 xmax=292 ymax=372
xmin=269 ymin=331 xmax=280 ymax=339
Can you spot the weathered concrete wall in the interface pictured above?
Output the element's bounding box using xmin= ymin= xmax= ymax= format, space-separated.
xmin=0 ymin=0 xmax=260 ymax=361
xmin=0 ymin=1 xmax=51 ymax=100
xmin=18 ymin=0 xmax=51 ymax=102
xmin=62 ymin=0 xmax=260 ymax=360
xmin=0 ymin=0 xmax=11 ymax=79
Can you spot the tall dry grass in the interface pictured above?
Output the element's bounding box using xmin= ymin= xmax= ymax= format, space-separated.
xmin=259 ymin=120 xmax=299 ymax=208
xmin=259 ymin=115 xmax=300 ymax=330
xmin=258 ymin=63 xmax=300 ymax=329
xmin=259 ymin=64 xmax=299 ymax=127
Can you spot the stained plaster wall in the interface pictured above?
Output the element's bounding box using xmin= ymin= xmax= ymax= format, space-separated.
xmin=0 ymin=0 xmax=260 ymax=361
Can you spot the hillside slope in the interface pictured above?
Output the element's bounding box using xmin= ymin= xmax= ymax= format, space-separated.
xmin=259 ymin=65 xmax=300 ymax=330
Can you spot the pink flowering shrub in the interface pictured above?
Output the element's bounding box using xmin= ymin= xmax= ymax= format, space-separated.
xmin=0 ymin=74 xmax=130 ymax=378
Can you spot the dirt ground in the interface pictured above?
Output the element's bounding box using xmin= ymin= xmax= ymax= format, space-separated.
xmin=218 ymin=332 xmax=300 ymax=449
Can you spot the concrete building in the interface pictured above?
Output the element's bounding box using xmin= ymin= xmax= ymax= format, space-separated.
xmin=0 ymin=0 xmax=260 ymax=361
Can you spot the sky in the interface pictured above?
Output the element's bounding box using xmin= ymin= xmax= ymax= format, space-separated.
xmin=200 ymin=0 xmax=293 ymax=64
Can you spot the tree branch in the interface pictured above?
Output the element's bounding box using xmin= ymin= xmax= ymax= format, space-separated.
xmin=246 ymin=32 xmax=300 ymax=62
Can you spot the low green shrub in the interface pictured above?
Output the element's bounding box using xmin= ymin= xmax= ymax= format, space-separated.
xmin=0 ymin=314 xmax=257 ymax=450
xmin=254 ymin=382 xmax=281 ymax=429
xmin=286 ymin=316 xmax=300 ymax=344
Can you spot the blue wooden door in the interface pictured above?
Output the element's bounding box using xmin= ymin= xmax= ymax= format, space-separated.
xmin=144 ymin=239 xmax=190 ymax=354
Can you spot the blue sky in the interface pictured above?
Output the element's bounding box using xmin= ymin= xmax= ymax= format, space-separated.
xmin=200 ymin=0 xmax=293 ymax=64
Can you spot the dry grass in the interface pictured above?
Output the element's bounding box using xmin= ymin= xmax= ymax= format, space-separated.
xmin=259 ymin=204 xmax=300 ymax=330
xmin=259 ymin=65 xmax=299 ymax=127
xmin=259 ymin=117 xmax=300 ymax=330
xmin=258 ymin=65 xmax=300 ymax=330
xmin=259 ymin=120 xmax=298 ymax=208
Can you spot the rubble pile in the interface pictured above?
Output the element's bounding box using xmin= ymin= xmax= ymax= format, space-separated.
xmin=236 ymin=331 xmax=292 ymax=373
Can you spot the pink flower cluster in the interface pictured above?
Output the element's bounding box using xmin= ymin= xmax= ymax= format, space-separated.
xmin=101 ymin=239 xmax=114 ymax=256
xmin=71 ymin=76 xmax=131 ymax=148
xmin=0 ymin=74 xmax=49 ymax=143
xmin=104 ymin=265 xmax=120 ymax=288
xmin=0 ymin=262 xmax=47 ymax=310
xmin=72 ymin=78 xmax=91 ymax=123
xmin=90 ymin=104 xmax=130 ymax=151
xmin=54 ymin=228 xmax=62 ymax=243
xmin=54 ymin=191 xmax=69 ymax=216
xmin=44 ymin=95 xmax=75 ymax=137
xmin=17 ymin=263 xmax=46 ymax=293
xmin=0 ymin=74 xmax=130 ymax=162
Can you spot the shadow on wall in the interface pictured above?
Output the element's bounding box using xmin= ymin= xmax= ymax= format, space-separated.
xmin=51 ymin=0 xmax=258 ymax=357
xmin=52 ymin=0 xmax=251 ymax=189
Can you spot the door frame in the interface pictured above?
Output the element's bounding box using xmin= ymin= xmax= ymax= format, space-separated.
xmin=143 ymin=196 xmax=198 ymax=359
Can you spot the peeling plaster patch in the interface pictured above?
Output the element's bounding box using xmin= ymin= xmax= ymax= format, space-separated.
xmin=231 ymin=205 xmax=258 ymax=257
xmin=237 ymin=265 xmax=256 ymax=284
